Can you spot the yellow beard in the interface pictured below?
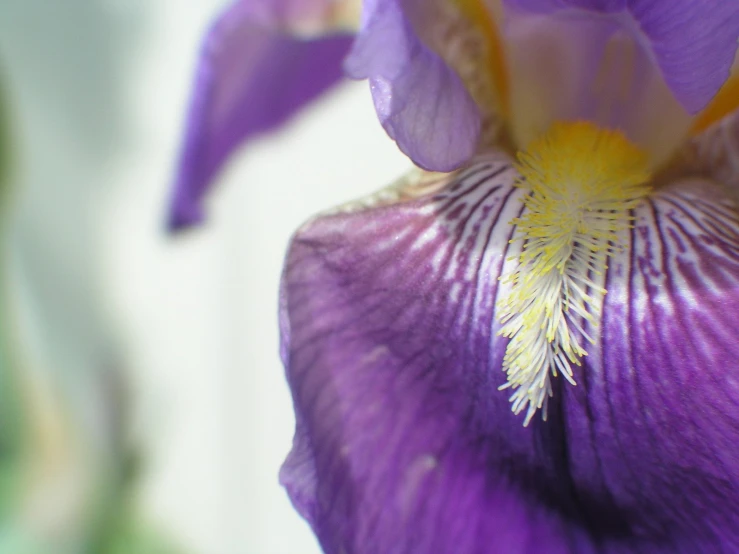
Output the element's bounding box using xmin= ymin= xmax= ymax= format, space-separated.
xmin=497 ymin=121 xmax=651 ymax=425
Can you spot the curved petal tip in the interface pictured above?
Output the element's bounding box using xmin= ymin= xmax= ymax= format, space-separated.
xmin=168 ymin=2 xmax=354 ymax=232
xmin=167 ymin=196 xmax=204 ymax=233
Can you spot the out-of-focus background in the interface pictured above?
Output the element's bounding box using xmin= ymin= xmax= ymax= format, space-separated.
xmin=0 ymin=1 xmax=408 ymax=552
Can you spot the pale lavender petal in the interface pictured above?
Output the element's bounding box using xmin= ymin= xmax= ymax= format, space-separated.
xmin=280 ymin=158 xmax=739 ymax=552
xmin=344 ymin=0 xmax=480 ymax=171
xmin=169 ymin=2 xmax=353 ymax=230
xmin=504 ymin=0 xmax=739 ymax=113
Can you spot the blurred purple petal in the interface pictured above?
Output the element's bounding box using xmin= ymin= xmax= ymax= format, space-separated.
xmin=344 ymin=0 xmax=480 ymax=171
xmin=504 ymin=0 xmax=739 ymax=113
xmin=169 ymin=3 xmax=354 ymax=231
xmin=280 ymin=158 xmax=739 ymax=552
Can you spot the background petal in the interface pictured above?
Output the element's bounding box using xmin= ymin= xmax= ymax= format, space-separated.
xmin=503 ymin=0 xmax=739 ymax=113
xmin=280 ymin=158 xmax=739 ymax=552
xmin=344 ymin=0 xmax=481 ymax=171
xmin=168 ymin=1 xmax=353 ymax=230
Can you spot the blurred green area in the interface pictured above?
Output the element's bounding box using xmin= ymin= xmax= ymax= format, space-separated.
xmin=0 ymin=68 xmax=182 ymax=554
xmin=89 ymin=457 xmax=178 ymax=554
xmin=0 ymin=67 xmax=27 ymax=535
xmin=0 ymin=71 xmax=8 ymax=191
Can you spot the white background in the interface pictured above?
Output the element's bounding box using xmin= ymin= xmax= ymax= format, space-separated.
xmin=0 ymin=1 xmax=409 ymax=553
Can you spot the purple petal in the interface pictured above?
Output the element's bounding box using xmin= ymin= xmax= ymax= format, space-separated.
xmin=280 ymin=158 xmax=739 ymax=552
xmin=503 ymin=0 xmax=739 ymax=113
xmin=344 ymin=0 xmax=481 ymax=171
xmin=168 ymin=2 xmax=354 ymax=231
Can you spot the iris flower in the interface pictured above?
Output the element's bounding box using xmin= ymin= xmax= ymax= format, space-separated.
xmin=171 ymin=0 xmax=739 ymax=551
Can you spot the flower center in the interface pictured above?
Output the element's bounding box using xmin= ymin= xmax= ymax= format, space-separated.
xmin=497 ymin=121 xmax=651 ymax=425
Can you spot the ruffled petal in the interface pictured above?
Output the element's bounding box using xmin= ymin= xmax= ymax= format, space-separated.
xmin=280 ymin=157 xmax=739 ymax=552
xmin=344 ymin=0 xmax=481 ymax=171
xmin=503 ymin=0 xmax=739 ymax=113
xmin=168 ymin=1 xmax=354 ymax=230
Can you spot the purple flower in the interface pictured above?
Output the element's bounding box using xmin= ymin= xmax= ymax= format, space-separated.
xmin=172 ymin=0 xmax=739 ymax=551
